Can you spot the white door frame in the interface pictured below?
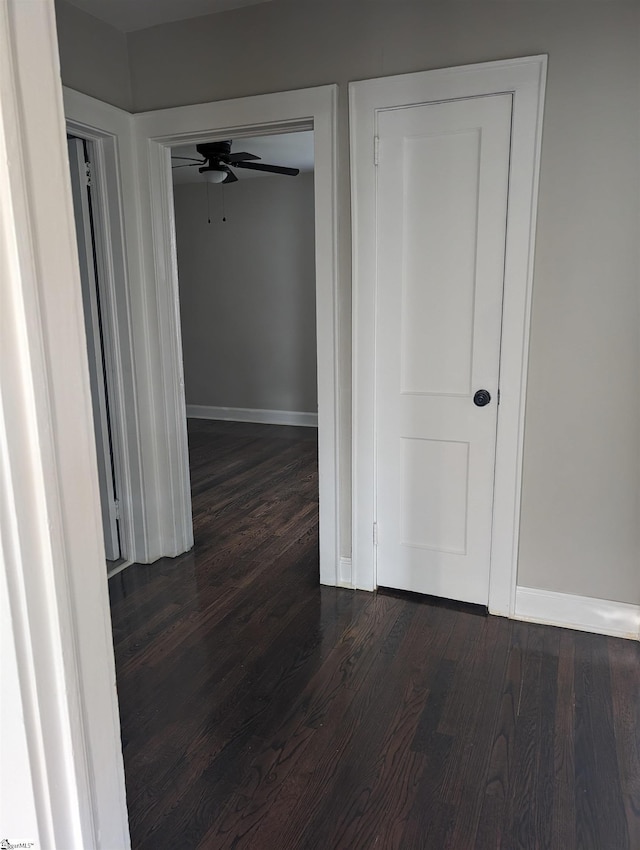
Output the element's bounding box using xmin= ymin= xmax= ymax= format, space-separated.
xmin=1 ymin=0 xmax=129 ymax=845
xmin=350 ymin=56 xmax=547 ymax=615
xmin=134 ymin=86 xmax=341 ymax=585
xmin=67 ymin=136 xmax=124 ymax=562
xmin=65 ymin=90 xmax=150 ymax=565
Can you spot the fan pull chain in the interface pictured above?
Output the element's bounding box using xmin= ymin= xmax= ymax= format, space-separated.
xmin=206 ymin=181 xmax=211 ymax=224
xmin=221 ymin=185 xmax=227 ymax=222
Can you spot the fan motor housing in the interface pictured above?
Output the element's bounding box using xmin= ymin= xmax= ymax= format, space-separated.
xmin=196 ymin=141 xmax=232 ymax=160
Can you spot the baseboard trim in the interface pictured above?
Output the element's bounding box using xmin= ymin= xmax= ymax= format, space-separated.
xmin=515 ymin=586 xmax=640 ymax=640
xmin=186 ymin=404 xmax=318 ymax=428
xmin=338 ymin=557 xmax=353 ymax=588
xmin=106 ymin=559 xmax=134 ymax=580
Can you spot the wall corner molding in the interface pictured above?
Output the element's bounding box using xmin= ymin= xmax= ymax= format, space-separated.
xmin=514 ymin=586 xmax=640 ymax=640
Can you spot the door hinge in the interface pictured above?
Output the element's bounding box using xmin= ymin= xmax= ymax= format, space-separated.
xmin=497 ymin=388 xmax=501 ymax=405
xmin=374 ymin=136 xmax=380 ymax=166
xmin=113 ymin=499 xmax=120 ymax=520
xmin=373 ymin=522 xmax=378 ymax=545
xmin=84 ymin=161 xmax=93 ymax=187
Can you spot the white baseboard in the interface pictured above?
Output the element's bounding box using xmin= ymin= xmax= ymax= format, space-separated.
xmin=338 ymin=557 xmax=353 ymax=588
xmin=515 ymin=586 xmax=640 ymax=640
xmin=186 ymin=404 xmax=318 ymax=428
xmin=106 ymin=559 xmax=133 ymax=579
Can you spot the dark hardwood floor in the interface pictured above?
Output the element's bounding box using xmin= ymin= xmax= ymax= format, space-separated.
xmin=109 ymin=419 xmax=640 ymax=849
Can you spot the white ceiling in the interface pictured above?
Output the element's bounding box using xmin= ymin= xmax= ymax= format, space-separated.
xmin=171 ymin=131 xmax=314 ymax=185
xmin=64 ymin=0 xmax=273 ymax=32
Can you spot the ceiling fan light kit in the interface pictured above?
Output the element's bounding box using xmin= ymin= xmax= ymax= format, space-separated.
xmin=171 ymin=139 xmax=300 ymax=184
xmin=205 ymin=169 xmax=228 ymax=184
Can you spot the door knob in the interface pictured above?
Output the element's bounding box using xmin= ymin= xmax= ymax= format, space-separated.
xmin=473 ymin=389 xmax=491 ymax=407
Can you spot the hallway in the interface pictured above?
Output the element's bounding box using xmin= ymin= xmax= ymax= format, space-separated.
xmin=109 ymin=420 xmax=639 ymax=849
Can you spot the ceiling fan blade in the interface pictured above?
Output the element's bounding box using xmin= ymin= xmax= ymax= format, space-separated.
xmin=233 ymin=161 xmax=300 ymax=176
xmin=223 ymin=169 xmax=238 ymax=183
xmin=226 ymin=152 xmax=261 ymax=163
xmin=172 ymin=156 xmax=206 ymax=163
xmin=172 ymin=163 xmax=202 ymax=168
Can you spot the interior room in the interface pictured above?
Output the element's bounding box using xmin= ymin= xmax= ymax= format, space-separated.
xmin=1 ymin=1 xmax=638 ymax=848
xmin=171 ymin=132 xmax=317 ymax=425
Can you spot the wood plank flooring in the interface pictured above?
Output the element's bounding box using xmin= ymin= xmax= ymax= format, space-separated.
xmin=109 ymin=419 xmax=640 ymax=849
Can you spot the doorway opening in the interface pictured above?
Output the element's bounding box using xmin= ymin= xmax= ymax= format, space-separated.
xmin=132 ymin=85 xmax=340 ymax=584
xmin=170 ymin=129 xmax=320 ymax=581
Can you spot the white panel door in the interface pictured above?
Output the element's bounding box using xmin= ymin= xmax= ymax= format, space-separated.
xmin=375 ymin=94 xmax=512 ymax=604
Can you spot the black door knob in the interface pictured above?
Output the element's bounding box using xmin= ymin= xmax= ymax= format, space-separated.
xmin=473 ymin=389 xmax=491 ymax=407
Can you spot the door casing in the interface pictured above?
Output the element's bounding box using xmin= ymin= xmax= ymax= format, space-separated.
xmin=350 ymin=56 xmax=547 ymax=616
xmin=133 ymin=86 xmax=342 ymax=586
xmin=65 ymin=106 xmax=147 ymax=566
xmin=68 ymin=136 xmax=122 ymax=563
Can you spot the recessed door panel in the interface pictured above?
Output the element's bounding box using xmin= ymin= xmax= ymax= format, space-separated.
xmin=401 ymin=131 xmax=480 ymax=397
xmin=400 ymin=438 xmax=469 ymax=554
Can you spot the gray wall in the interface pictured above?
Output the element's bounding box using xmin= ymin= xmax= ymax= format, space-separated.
xmin=174 ymin=173 xmax=317 ymax=414
xmin=58 ymin=0 xmax=640 ymax=605
xmin=54 ymin=0 xmax=132 ymax=110
xmin=128 ymin=0 xmax=640 ymax=606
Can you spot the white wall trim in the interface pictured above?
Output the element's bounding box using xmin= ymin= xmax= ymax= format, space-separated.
xmin=64 ymin=87 xmax=186 ymax=563
xmin=63 ymin=87 xmax=193 ymax=563
xmin=350 ymin=56 xmax=547 ymax=608
xmin=134 ymin=85 xmax=341 ymax=585
xmin=64 ymin=91 xmax=149 ymax=563
xmin=186 ymin=404 xmax=318 ymax=428
xmin=338 ymin=557 xmax=353 ymax=588
xmin=1 ymin=1 xmax=129 ymax=845
xmin=107 ymin=559 xmax=135 ymax=580
xmin=515 ymin=587 xmax=640 ymax=641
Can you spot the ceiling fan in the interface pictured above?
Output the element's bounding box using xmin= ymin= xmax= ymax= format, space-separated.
xmin=171 ymin=140 xmax=300 ymax=184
